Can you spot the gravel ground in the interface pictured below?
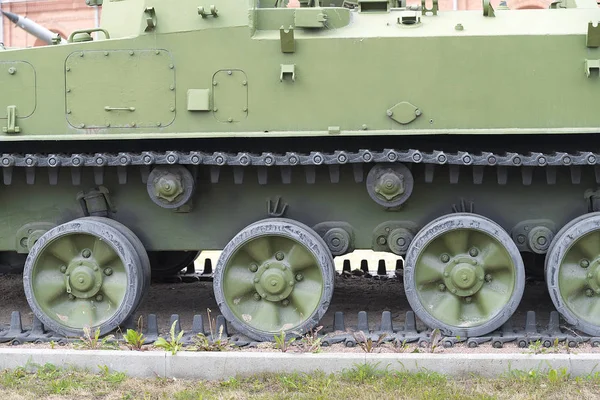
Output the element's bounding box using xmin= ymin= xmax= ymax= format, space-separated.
xmin=0 ymin=251 xmax=577 ymax=353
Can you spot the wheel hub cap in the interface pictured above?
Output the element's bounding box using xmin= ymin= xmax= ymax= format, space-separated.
xmin=254 ymin=262 xmax=294 ymax=301
xmin=443 ymin=258 xmax=485 ymax=297
xmin=66 ymin=260 xmax=103 ymax=299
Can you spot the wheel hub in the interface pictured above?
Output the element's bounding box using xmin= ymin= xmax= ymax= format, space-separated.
xmin=65 ymin=259 xmax=103 ymax=299
xmin=443 ymin=258 xmax=484 ymax=297
xmin=254 ymin=261 xmax=294 ymax=301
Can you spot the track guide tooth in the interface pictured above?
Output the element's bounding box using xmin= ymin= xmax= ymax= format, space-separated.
xmin=257 ymin=167 xmax=268 ymax=185
xmin=547 ymin=311 xmax=560 ymax=335
xmin=379 ymin=311 xmax=394 ymax=333
xmin=170 ymin=314 xmax=182 ymax=335
xmin=233 ymin=167 xmax=244 ymax=184
xmin=117 ymin=166 xmax=127 ymax=184
xmin=449 ymin=165 xmax=460 ymax=184
xmin=334 ymin=311 xmax=345 ymax=332
xmin=357 ymin=311 xmax=369 ymax=333
xmin=570 ymin=166 xmax=581 ymax=184
xmin=210 ymin=166 xmax=221 ymax=183
xmin=203 ymin=258 xmax=213 ymax=274
xmin=216 ymin=315 xmax=228 ymax=337
xmin=352 ymin=164 xmax=364 ymax=183
xmin=525 ymin=310 xmax=537 ymax=334
xmin=360 ymin=259 xmax=369 ymax=273
xmin=3 ymin=167 xmax=13 ymax=185
xmin=521 ymin=166 xmax=533 ymax=186
xmin=140 ymin=166 xmax=150 ymax=184
xmin=342 ymin=259 xmax=351 ymax=273
xmin=192 ymin=315 xmax=205 ymax=336
xmin=281 ymin=166 xmax=292 ymax=184
xmin=71 ymin=167 xmax=81 ymax=185
xmin=93 ymin=166 xmax=104 ymax=185
xmin=546 ymin=166 xmax=556 ymax=184
xmin=404 ymin=311 xmax=417 ymax=333
xmin=304 ymin=166 xmax=316 ymax=184
xmin=25 ymin=167 xmax=35 ymax=185
xmin=472 ymin=166 xmax=484 ymax=184
xmin=329 ymin=165 xmax=340 ymax=183
xmin=377 ymin=259 xmax=386 ymax=275
xmin=48 ymin=168 xmax=59 ymax=185
xmin=425 ymin=164 xmax=435 ymax=183
xmin=496 ymin=166 xmax=507 ymax=185
xmin=145 ymin=314 xmax=159 ymax=343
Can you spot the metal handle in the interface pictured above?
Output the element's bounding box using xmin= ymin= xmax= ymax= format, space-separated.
xmin=68 ymin=28 xmax=110 ymax=43
xmin=104 ymin=106 xmax=135 ymax=112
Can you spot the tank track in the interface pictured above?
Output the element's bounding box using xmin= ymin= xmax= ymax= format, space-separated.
xmin=1 ymin=308 xmax=598 ymax=350
xmin=2 ymin=146 xmax=599 ymax=347
xmin=0 ymin=147 xmax=597 ymax=186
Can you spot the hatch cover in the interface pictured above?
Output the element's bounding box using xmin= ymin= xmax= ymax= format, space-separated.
xmin=212 ymin=69 xmax=248 ymax=123
xmin=0 ymin=61 xmax=36 ymax=119
xmin=65 ymin=49 xmax=176 ymax=129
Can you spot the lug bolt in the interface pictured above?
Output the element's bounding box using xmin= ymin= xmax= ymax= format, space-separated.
xmin=249 ymin=263 xmax=258 ymax=272
xmin=68 ymin=294 xmax=75 ymax=300
xmin=82 ymin=249 xmax=91 ymax=258
xmin=440 ymin=254 xmax=450 ymax=263
xmin=444 ymin=272 xmax=449 ymax=277
xmin=104 ymin=268 xmax=113 ymax=276
xmin=275 ymin=252 xmax=285 ymax=261
xmin=261 ymin=293 xmax=266 ymax=298
xmin=581 ymin=259 xmax=590 ymax=268
xmin=588 ymin=272 xmax=593 ymax=279
xmin=469 ymin=248 xmax=478 ymax=257
xmin=465 ymin=297 xmax=472 ymax=304
xmin=60 ymin=265 xmax=67 ymax=273
xmin=289 ymin=281 xmax=294 ymax=286
xmin=596 ymin=289 xmax=600 ymax=295
xmin=295 ymin=273 xmax=303 ymax=281
xmin=254 ymin=277 xmax=259 ymax=283
xmin=253 ymin=293 xmax=261 ymax=301
xmin=96 ymin=294 xmax=103 ymax=302
xmin=438 ymin=284 xmax=446 ymax=292
xmin=282 ymin=299 xmax=290 ymax=306
xmin=485 ymin=274 xmax=492 ymax=282
xmin=451 ymin=289 xmax=457 ymax=294
xmin=586 ymin=289 xmax=594 ymax=297
xmin=93 ymin=266 xmax=98 ymax=271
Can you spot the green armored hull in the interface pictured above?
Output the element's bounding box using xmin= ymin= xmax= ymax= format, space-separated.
xmin=0 ymin=0 xmax=600 ymax=341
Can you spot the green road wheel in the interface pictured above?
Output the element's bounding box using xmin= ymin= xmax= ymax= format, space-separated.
xmin=404 ymin=213 xmax=525 ymax=337
xmin=214 ymin=218 xmax=335 ymax=341
xmin=546 ymin=212 xmax=600 ymax=336
xmin=148 ymin=250 xmax=200 ymax=278
xmin=23 ymin=219 xmax=142 ymax=337
xmin=80 ymin=217 xmax=151 ymax=309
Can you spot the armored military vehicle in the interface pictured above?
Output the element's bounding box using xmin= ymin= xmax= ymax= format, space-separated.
xmin=0 ymin=0 xmax=599 ymax=341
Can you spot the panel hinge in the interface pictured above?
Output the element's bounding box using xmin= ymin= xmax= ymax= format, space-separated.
xmin=585 ymin=59 xmax=600 ymax=78
xmin=280 ymin=26 xmax=295 ymax=53
xmin=587 ymin=22 xmax=600 ymax=48
xmin=421 ymin=0 xmax=438 ymax=15
xmin=3 ymin=105 xmax=20 ymax=134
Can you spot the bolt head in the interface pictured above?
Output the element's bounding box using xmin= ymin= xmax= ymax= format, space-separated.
xmin=469 ymin=248 xmax=478 ymax=257
xmin=444 ymin=272 xmax=449 ymax=278
xmin=441 ymin=254 xmax=450 ymax=263
xmin=485 ymin=274 xmax=492 ymax=282
xmin=275 ymin=252 xmax=285 ymax=261
xmin=249 ymin=263 xmax=258 ymax=272
xmin=96 ymin=295 xmax=103 ymax=302
xmin=68 ymin=294 xmax=75 ymax=300
xmin=253 ymin=293 xmax=261 ymax=301
xmin=60 ymin=266 xmax=67 ymax=273
xmin=586 ymin=289 xmax=594 ymax=297
xmin=295 ymin=273 xmax=303 ymax=281
xmin=289 ymin=281 xmax=294 ymax=286
xmin=282 ymin=299 xmax=290 ymax=306
xmin=451 ymin=289 xmax=457 ymax=294
xmin=104 ymin=268 xmax=113 ymax=276
xmin=254 ymin=277 xmax=259 ymax=283
xmin=82 ymin=249 xmax=91 ymax=258
xmin=581 ymin=259 xmax=590 ymax=268
xmin=438 ymin=284 xmax=446 ymax=292
xmin=465 ymin=297 xmax=472 ymax=303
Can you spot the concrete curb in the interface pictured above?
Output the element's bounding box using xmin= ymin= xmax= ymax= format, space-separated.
xmin=1 ymin=349 xmax=600 ymax=379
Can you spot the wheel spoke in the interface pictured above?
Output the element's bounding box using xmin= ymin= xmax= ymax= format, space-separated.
xmin=93 ymin=239 xmax=119 ymax=267
xmin=35 ymin=278 xmax=67 ymax=306
xmin=289 ymin=284 xmax=320 ymax=318
xmin=287 ymin=244 xmax=317 ymax=273
xmin=574 ymin=232 xmax=600 ymax=261
xmin=244 ymin=237 xmax=272 ymax=263
xmin=100 ymin=274 xmax=127 ymax=306
xmin=432 ymin=293 xmax=462 ymax=323
xmin=68 ymin=300 xmax=96 ymax=329
xmin=48 ymin=236 xmax=79 ymax=264
xmin=250 ymin=301 xmax=280 ymax=331
xmin=223 ymin=268 xmax=256 ymax=300
xmin=415 ymin=255 xmax=444 ymax=285
xmin=586 ymin=299 xmax=600 ymax=326
xmin=442 ymin=229 xmax=469 ymax=256
xmin=473 ymin=286 xmax=505 ymax=317
xmin=480 ymin=243 xmax=510 ymax=272
xmin=559 ymin=274 xmax=588 ymax=299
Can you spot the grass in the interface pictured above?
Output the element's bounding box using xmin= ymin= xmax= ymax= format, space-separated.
xmin=2 ymin=362 xmax=600 ymax=399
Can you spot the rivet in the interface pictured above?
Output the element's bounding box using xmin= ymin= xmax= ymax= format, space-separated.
xmin=227 ymin=117 xmax=233 ymax=122
xmin=242 ymin=81 xmax=247 ymax=86
xmin=169 ymin=85 xmax=175 ymax=90
xmin=157 ymin=122 xmax=162 ymax=127
xmin=242 ymin=107 xmax=248 ymax=112
xmin=361 ymin=124 xmax=368 ymax=130
xmin=213 ymin=108 xmax=218 ymax=112
xmin=7 ymin=67 xmax=16 ymax=75
xmin=213 ymin=81 xmax=218 ymax=86
xmin=155 ymin=50 xmax=160 ymax=55
xmin=386 ymin=110 xmax=393 ymax=117
xmin=265 ymin=265 xmax=270 ymax=269
xmin=104 ymin=51 xmax=109 ymax=56
xmin=170 ymin=107 xmax=175 ymax=112
xmin=129 ymin=50 xmax=134 ymax=55
xmin=66 ymin=67 xmax=71 ymax=72
xmin=415 ymin=109 xmax=422 ymax=116
xmin=79 ymin=53 xmax=84 ymax=57
xmin=377 ymin=236 xmax=387 ymax=245
xmin=66 ymin=109 xmax=71 ymax=114
xmin=169 ymin=64 xmax=174 ymax=69
xmin=227 ymin=70 xmax=232 ymax=75
xmin=66 ymin=89 xmax=71 ymax=93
